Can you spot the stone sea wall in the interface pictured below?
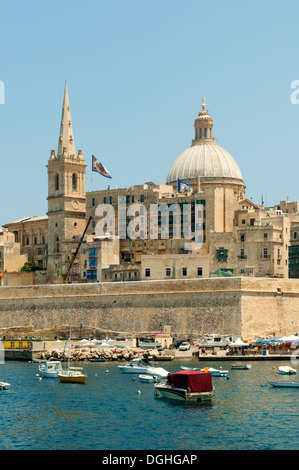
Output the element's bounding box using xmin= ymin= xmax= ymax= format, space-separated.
xmin=0 ymin=277 xmax=298 ymax=340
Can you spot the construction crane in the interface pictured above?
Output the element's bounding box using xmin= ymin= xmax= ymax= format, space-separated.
xmin=61 ymin=216 xmax=93 ymax=284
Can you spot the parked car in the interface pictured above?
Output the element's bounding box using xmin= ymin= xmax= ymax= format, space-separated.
xmin=178 ymin=342 xmax=191 ymax=351
xmin=173 ymin=339 xmax=189 ymax=349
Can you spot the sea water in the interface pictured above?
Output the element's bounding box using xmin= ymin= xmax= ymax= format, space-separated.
xmin=0 ymin=359 xmax=298 ymax=450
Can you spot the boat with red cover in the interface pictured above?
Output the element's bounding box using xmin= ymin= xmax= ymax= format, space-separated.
xmin=154 ymin=370 xmax=214 ymax=403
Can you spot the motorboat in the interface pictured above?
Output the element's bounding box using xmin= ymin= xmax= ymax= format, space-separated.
xmin=58 ymin=366 xmax=87 ymax=384
xmin=0 ymin=381 xmax=10 ymax=390
xmin=38 ymin=360 xmax=62 ymax=378
xmin=230 ymin=363 xmax=252 ymax=370
xmin=269 ymin=381 xmax=299 ymax=388
xmin=278 ymin=366 xmax=297 ymax=375
xmin=154 ymin=370 xmax=214 ymax=403
xmin=118 ymin=358 xmax=169 ymax=378
xmin=180 ymin=365 xmax=229 ymax=377
xmin=139 ymin=374 xmax=155 ymax=383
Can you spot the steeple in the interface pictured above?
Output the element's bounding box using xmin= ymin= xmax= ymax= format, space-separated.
xmin=192 ymin=96 xmax=215 ymax=145
xmin=57 ymin=82 xmax=76 ymax=158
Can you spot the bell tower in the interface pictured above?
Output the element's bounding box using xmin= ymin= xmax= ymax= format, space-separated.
xmin=46 ymin=83 xmax=87 ymax=282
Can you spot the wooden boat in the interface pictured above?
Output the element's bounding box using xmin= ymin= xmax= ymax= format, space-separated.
xmin=154 ymin=370 xmax=214 ymax=403
xmin=230 ymin=363 xmax=252 ymax=370
xmin=38 ymin=360 xmax=62 ymax=378
xmin=269 ymin=381 xmax=299 ymax=388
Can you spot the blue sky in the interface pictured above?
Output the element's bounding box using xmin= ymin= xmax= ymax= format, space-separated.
xmin=0 ymin=0 xmax=299 ymax=225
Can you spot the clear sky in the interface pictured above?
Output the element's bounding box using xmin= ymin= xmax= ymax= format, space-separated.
xmin=1 ymin=0 xmax=299 ymax=226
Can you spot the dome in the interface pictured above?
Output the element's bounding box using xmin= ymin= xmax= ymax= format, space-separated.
xmin=166 ymin=141 xmax=244 ymax=185
xmin=166 ymin=97 xmax=244 ymax=188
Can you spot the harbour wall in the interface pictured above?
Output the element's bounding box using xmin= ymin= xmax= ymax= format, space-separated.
xmin=0 ymin=277 xmax=298 ymax=340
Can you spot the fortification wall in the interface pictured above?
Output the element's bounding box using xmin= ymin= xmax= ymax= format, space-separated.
xmin=0 ymin=278 xmax=298 ymax=340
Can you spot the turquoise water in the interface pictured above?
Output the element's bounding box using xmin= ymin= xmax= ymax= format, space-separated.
xmin=0 ymin=359 xmax=298 ymax=450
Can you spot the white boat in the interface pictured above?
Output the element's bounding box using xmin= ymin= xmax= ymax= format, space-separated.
xmin=269 ymin=381 xmax=299 ymax=388
xmin=118 ymin=358 xmax=169 ymax=378
xmin=139 ymin=374 xmax=156 ymax=383
xmin=230 ymin=363 xmax=252 ymax=370
xmin=0 ymin=381 xmax=10 ymax=390
xmin=278 ymin=366 xmax=297 ymax=375
xmin=154 ymin=370 xmax=214 ymax=403
xmin=38 ymin=360 xmax=62 ymax=378
xmin=180 ymin=365 xmax=229 ymax=377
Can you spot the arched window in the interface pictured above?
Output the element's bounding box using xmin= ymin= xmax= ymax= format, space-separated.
xmin=204 ymin=128 xmax=207 ymax=138
xmin=199 ymin=128 xmax=202 ymax=138
xmin=55 ymin=174 xmax=59 ymax=191
xmin=72 ymin=173 xmax=77 ymax=190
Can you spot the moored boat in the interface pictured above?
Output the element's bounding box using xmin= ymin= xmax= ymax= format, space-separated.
xmin=118 ymin=358 xmax=169 ymax=378
xmin=180 ymin=365 xmax=229 ymax=377
xmin=0 ymin=381 xmax=10 ymax=390
xmin=58 ymin=367 xmax=87 ymax=384
xmin=268 ymin=381 xmax=299 ymax=388
xmin=154 ymin=370 xmax=214 ymax=403
xmin=139 ymin=374 xmax=156 ymax=383
xmin=38 ymin=360 xmax=62 ymax=378
xmin=278 ymin=366 xmax=297 ymax=375
xmin=230 ymin=364 xmax=252 ymax=370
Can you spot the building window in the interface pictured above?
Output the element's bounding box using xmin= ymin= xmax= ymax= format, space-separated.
xmin=103 ymin=197 xmax=107 ymax=204
xmin=55 ymin=236 xmax=60 ymax=252
xmin=166 ymin=268 xmax=171 ymax=277
xmin=140 ymin=195 xmax=145 ymax=202
xmin=55 ymin=174 xmax=59 ymax=191
xmin=145 ymin=268 xmax=150 ymax=277
xmin=263 ymin=248 xmax=268 ymax=259
xmin=264 ymin=233 xmax=268 ymax=239
xmin=182 ymin=267 xmax=187 ymax=276
xmin=197 ymin=267 xmax=202 ymax=276
xmin=216 ymin=249 xmax=228 ymax=260
xmin=72 ymin=173 xmax=77 ymax=190
xmin=92 ymin=198 xmax=95 ymax=207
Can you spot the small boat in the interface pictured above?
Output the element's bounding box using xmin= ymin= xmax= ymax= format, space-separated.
xmin=58 ymin=366 xmax=87 ymax=384
xmin=154 ymin=370 xmax=214 ymax=403
xmin=269 ymin=381 xmax=299 ymax=388
xmin=278 ymin=366 xmax=297 ymax=375
xmin=230 ymin=363 xmax=252 ymax=370
xmin=57 ymin=316 xmax=87 ymax=384
xmin=180 ymin=365 xmax=229 ymax=377
xmin=118 ymin=358 xmax=169 ymax=378
xmin=38 ymin=360 xmax=62 ymax=378
xmin=0 ymin=382 xmax=10 ymax=390
xmin=139 ymin=374 xmax=156 ymax=383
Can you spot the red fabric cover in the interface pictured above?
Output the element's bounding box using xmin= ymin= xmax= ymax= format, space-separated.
xmin=168 ymin=370 xmax=212 ymax=392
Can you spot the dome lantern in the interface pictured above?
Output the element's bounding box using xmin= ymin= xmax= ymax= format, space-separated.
xmin=192 ymin=96 xmax=215 ymax=145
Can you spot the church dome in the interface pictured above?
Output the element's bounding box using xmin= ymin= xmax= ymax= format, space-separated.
xmin=166 ymin=141 xmax=243 ymax=184
xmin=166 ymin=97 xmax=244 ymax=188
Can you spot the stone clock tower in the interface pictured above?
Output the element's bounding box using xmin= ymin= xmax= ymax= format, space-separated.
xmin=46 ymin=83 xmax=87 ymax=283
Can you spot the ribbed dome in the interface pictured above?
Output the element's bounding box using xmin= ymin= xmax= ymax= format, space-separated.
xmin=166 ymin=141 xmax=243 ymax=185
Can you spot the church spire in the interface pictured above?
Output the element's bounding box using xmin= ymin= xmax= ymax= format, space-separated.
xmin=57 ymin=82 xmax=76 ymax=158
xmin=192 ymin=96 xmax=215 ymax=146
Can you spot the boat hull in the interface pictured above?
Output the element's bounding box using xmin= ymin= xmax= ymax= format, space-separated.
xmin=154 ymin=384 xmax=213 ymax=403
xmin=269 ymin=381 xmax=299 ymax=388
xmin=58 ymin=373 xmax=87 ymax=384
xmin=0 ymin=382 xmax=10 ymax=390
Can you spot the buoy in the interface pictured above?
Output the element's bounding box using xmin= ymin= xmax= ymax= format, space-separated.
xmin=106 ymin=370 xmax=109 ymax=373
xmin=138 ymin=390 xmax=141 ymax=394
xmin=95 ymin=374 xmax=97 ymax=377
xmin=275 ymin=374 xmax=277 ymax=377
xmin=39 ymin=377 xmax=42 ymax=381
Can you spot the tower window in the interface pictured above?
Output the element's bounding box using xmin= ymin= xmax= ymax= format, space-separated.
xmin=204 ymin=128 xmax=207 ymax=138
xmin=72 ymin=173 xmax=77 ymax=190
xmin=55 ymin=174 xmax=59 ymax=191
xmin=55 ymin=236 xmax=60 ymax=252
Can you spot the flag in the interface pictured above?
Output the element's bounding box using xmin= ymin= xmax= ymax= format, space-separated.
xmin=92 ymin=155 xmax=112 ymax=179
xmin=178 ymin=178 xmax=192 ymax=193
xmin=0 ymin=270 xmax=2 ymax=278
xmin=55 ymin=264 xmax=60 ymax=277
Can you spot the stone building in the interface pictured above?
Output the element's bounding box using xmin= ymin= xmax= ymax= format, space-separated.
xmin=2 ymin=90 xmax=299 ymax=283
xmin=0 ymin=230 xmax=27 ymax=273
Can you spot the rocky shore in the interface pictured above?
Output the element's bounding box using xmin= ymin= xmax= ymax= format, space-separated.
xmin=34 ymin=346 xmax=175 ymax=362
